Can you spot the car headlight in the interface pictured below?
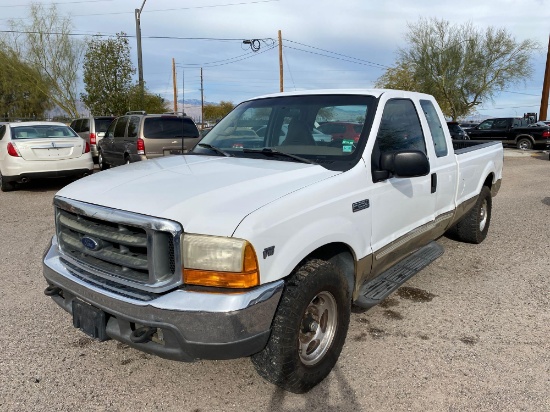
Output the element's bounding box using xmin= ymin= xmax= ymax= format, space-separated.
xmin=182 ymin=234 xmax=259 ymax=288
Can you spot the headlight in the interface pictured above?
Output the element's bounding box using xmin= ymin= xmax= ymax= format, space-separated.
xmin=182 ymin=234 xmax=259 ymax=288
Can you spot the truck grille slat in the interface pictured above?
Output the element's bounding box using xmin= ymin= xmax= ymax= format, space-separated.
xmin=59 ymin=232 xmax=149 ymax=271
xmin=54 ymin=197 xmax=182 ymax=293
xmin=58 ymin=210 xmax=148 ymax=248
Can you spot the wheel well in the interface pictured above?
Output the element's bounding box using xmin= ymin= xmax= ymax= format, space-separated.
xmin=300 ymin=243 xmax=355 ymax=296
xmin=516 ymin=135 xmax=534 ymax=143
xmin=483 ymin=173 xmax=494 ymax=189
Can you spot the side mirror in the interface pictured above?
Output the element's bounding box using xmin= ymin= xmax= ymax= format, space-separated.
xmin=378 ymin=150 xmax=430 ymax=179
xmin=97 ymin=132 xmax=105 ymax=138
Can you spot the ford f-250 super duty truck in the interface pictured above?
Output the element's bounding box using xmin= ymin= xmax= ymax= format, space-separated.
xmin=43 ymin=90 xmax=503 ymax=393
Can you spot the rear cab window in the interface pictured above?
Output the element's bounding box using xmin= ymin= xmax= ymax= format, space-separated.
xmin=421 ymin=100 xmax=448 ymax=157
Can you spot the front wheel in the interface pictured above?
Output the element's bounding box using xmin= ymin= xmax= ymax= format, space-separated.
xmin=98 ymin=150 xmax=109 ymax=171
xmin=517 ymin=138 xmax=533 ymax=150
xmin=251 ymin=259 xmax=350 ymax=393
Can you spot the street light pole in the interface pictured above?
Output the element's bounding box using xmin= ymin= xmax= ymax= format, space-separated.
xmin=135 ymin=0 xmax=147 ymax=106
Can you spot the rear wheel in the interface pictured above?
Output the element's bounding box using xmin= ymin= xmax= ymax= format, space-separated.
xmin=517 ymin=138 xmax=533 ymax=150
xmin=449 ymin=186 xmax=492 ymax=244
xmin=251 ymin=259 xmax=350 ymax=393
xmin=0 ymin=172 xmax=15 ymax=192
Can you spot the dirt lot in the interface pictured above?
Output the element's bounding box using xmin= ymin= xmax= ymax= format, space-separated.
xmin=0 ymin=151 xmax=548 ymax=412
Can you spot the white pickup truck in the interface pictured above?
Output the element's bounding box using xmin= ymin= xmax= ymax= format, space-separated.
xmin=43 ymin=90 xmax=503 ymax=393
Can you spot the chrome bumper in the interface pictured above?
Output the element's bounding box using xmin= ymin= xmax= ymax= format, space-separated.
xmin=43 ymin=237 xmax=283 ymax=361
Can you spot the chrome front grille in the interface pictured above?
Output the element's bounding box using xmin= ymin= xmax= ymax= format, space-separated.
xmin=54 ymin=196 xmax=183 ymax=293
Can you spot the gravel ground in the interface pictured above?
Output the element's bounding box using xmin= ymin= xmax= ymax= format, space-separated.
xmin=0 ymin=151 xmax=548 ymax=412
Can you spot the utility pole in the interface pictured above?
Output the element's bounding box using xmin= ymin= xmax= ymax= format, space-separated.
xmin=200 ymin=68 xmax=204 ymax=129
xmin=278 ymin=30 xmax=283 ymax=92
xmin=172 ymin=58 xmax=177 ymax=113
xmin=540 ymin=34 xmax=550 ymax=121
xmin=135 ymin=0 xmax=147 ymax=106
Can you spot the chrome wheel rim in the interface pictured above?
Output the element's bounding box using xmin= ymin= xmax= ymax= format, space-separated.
xmin=479 ymin=199 xmax=488 ymax=232
xmin=518 ymin=140 xmax=530 ymax=150
xmin=298 ymin=291 xmax=337 ymax=366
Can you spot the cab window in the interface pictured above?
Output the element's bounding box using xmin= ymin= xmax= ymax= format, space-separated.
xmin=420 ymin=99 xmax=448 ymax=157
xmin=375 ymin=99 xmax=426 ymax=154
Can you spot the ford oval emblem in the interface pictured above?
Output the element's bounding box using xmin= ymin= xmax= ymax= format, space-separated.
xmin=81 ymin=236 xmax=99 ymax=251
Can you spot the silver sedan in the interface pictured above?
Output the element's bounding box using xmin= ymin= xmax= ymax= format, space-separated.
xmin=0 ymin=121 xmax=93 ymax=192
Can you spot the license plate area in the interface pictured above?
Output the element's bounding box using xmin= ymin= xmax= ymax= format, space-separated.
xmin=72 ymin=299 xmax=109 ymax=341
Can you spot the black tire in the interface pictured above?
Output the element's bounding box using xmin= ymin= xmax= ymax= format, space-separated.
xmin=449 ymin=186 xmax=492 ymax=244
xmin=0 ymin=172 xmax=15 ymax=192
xmin=516 ymin=138 xmax=533 ymax=150
xmin=251 ymin=259 xmax=350 ymax=393
xmin=98 ymin=150 xmax=109 ymax=170
xmin=92 ymin=155 xmax=99 ymax=165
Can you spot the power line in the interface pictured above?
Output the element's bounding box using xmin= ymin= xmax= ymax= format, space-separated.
xmin=283 ymin=44 xmax=388 ymax=70
xmin=182 ymin=45 xmax=278 ymax=68
xmin=284 ymin=38 xmax=389 ymax=69
xmin=70 ymin=0 xmax=279 ymax=17
xmin=0 ymin=0 xmax=114 ymax=7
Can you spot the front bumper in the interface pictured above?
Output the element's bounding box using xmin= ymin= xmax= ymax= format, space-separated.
xmin=43 ymin=237 xmax=283 ymax=361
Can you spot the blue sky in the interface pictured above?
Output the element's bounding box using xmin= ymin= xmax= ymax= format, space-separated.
xmin=1 ymin=0 xmax=549 ymax=119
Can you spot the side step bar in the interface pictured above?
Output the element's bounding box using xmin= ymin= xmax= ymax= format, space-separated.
xmin=354 ymin=241 xmax=444 ymax=309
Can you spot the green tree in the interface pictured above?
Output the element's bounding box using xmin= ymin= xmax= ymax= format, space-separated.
xmin=0 ymin=3 xmax=83 ymax=118
xmin=376 ymin=18 xmax=539 ymax=120
xmin=127 ymin=83 xmax=168 ymax=114
xmin=81 ymin=33 xmax=135 ymax=115
xmin=203 ymin=101 xmax=235 ymax=122
xmin=0 ymin=50 xmax=51 ymax=120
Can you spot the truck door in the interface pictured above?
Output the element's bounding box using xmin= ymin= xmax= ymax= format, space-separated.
xmin=419 ymin=99 xmax=457 ymax=228
xmin=368 ymin=98 xmax=436 ymax=277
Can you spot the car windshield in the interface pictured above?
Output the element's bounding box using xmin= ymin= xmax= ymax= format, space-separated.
xmin=11 ymin=125 xmax=78 ymax=139
xmin=192 ymin=94 xmax=375 ymax=171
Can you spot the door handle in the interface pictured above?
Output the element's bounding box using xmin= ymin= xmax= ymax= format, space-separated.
xmin=431 ymin=173 xmax=437 ymax=194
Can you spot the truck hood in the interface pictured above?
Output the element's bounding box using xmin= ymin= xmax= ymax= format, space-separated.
xmin=57 ymin=155 xmax=340 ymax=236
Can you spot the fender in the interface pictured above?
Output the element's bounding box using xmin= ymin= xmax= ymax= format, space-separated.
xmin=232 ymin=165 xmax=372 ymax=285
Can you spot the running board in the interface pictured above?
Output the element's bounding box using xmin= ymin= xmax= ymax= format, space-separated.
xmin=354 ymin=241 xmax=444 ymax=309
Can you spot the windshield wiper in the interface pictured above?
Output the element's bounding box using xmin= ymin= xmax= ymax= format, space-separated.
xmin=197 ymin=143 xmax=233 ymax=157
xmin=242 ymin=148 xmax=317 ymax=165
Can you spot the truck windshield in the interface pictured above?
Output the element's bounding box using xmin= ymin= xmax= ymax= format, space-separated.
xmin=192 ymin=94 xmax=376 ymax=171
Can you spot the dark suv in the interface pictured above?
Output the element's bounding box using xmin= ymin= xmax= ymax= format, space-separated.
xmin=70 ymin=116 xmax=115 ymax=163
xmin=98 ymin=112 xmax=200 ymax=169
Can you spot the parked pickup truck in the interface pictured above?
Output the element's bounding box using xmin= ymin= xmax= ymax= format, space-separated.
xmin=466 ymin=117 xmax=550 ymax=150
xmin=43 ymin=90 xmax=503 ymax=393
